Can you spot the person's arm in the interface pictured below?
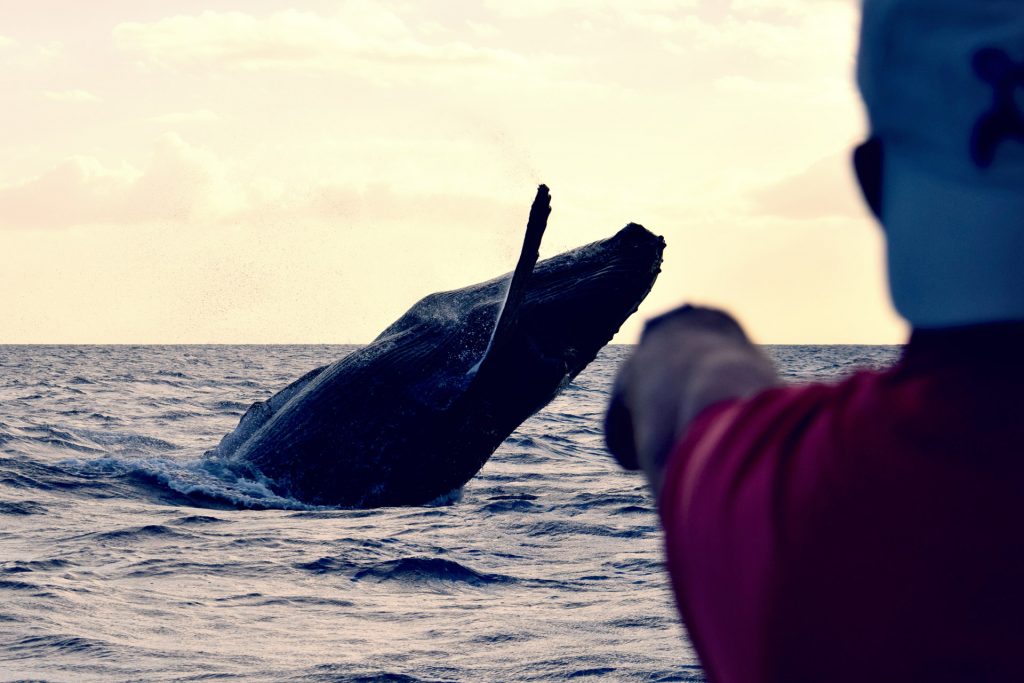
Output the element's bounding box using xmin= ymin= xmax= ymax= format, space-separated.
xmin=605 ymin=305 xmax=779 ymax=498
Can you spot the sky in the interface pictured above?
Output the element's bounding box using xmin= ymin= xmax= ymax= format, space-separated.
xmin=0 ymin=0 xmax=907 ymax=344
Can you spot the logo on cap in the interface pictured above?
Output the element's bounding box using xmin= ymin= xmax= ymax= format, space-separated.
xmin=971 ymin=47 xmax=1024 ymax=169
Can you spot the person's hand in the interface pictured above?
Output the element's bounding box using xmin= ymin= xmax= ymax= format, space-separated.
xmin=605 ymin=305 xmax=777 ymax=498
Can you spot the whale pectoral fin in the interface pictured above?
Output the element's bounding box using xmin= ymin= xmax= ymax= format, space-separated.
xmin=471 ymin=184 xmax=551 ymax=379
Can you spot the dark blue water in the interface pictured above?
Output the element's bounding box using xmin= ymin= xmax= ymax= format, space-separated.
xmin=0 ymin=344 xmax=899 ymax=682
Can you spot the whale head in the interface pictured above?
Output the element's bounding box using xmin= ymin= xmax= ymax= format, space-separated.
xmin=447 ymin=222 xmax=665 ymax=479
xmin=513 ymin=222 xmax=666 ymax=378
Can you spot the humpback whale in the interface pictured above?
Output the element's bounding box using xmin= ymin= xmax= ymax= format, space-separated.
xmin=211 ymin=186 xmax=665 ymax=507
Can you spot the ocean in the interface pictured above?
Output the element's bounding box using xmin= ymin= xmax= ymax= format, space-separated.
xmin=0 ymin=344 xmax=900 ymax=682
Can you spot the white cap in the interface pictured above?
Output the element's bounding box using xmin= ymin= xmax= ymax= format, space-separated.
xmin=858 ymin=0 xmax=1024 ymax=327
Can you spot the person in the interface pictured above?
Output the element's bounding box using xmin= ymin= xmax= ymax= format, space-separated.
xmin=604 ymin=1 xmax=1024 ymax=681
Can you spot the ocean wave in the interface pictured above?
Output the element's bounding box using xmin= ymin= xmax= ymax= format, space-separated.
xmin=297 ymin=667 xmax=457 ymax=683
xmin=469 ymin=631 xmax=534 ymax=644
xmin=605 ymin=615 xmax=673 ymax=630
xmin=612 ymin=504 xmax=653 ymax=515
xmin=86 ymin=524 xmax=195 ymax=543
xmin=206 ymin=399 xmax=251 ymax=412
xmin=352 ymin=557 xmax=519 ymax=587
xmin=524 ymin=519 xmax=654 ymax=539
xmin=156 ymin=370 xmax=192 ymax=379
xmin=603 ymin=557 xmax=665 ymax=573
xmin=567 ymin=667 xmax=618 ymax=678
xmin=2 ymin=559 xmax=71 ymax=574
xmin=5 ymin=634 xmax=117 ymax=659
xmin=0 ymin=500 xmax=46 ymax=515
xmin=74 ymin=429 xmax=179 ymax=452
xmin=1 ymin=343 xmax=856 ymax=680
xmin=479 ymin=498 xmax=539 ymax=514
xmin=0 ymin=458 xmax=115 ymax=494
xmin=62 ymin=455 xmax=325 ymax=511
xmin=171 ymin=514 xmax=226 ymax=525
xmin=21 ymin=426 xmax=105 ymax=454
xmin=294 ymin=556 xmax=361 ymax=575
xmin=555 ymin=491 xmax=650 ymax=511
xmin=2 ymin=423 xmax=180 ymax=458
xmin=297 ymin=555 xmax=518 ymax=588
xmin=486 ymin=491 xmax=538 ymax=501
xmin=120 ymin=558 xmax=244 ymax=579
xmin=254 ymin=595 xmax=356 ymax=608
xmin=154 ymin=409 xmax=205 ymax=421
xmin=287 ymin=509 xmax=378 ymax=519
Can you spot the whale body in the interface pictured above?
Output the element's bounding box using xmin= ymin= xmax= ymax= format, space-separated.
xmin=211 ymin=186 xmax=665 ymax=507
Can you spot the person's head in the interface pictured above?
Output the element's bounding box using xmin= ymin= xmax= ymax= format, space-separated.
xmin=855 ymin=0 xmax=1024 ymax=329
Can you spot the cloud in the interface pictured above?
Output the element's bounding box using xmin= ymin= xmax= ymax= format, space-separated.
xmin=748 ymin=150 xmax=868 ymax=220
xmin=669 ymin=2 xmax=857 ymax=66
xmin=43 ymin=89 xmax=101 ymax=103
xmin=0 ymin=36 xmax=61 ymax=68
xmin=0 ymin=134 xmax=518 ymax=232
xmin=481 ymin=0 xmax=703 ymax=37
xmin=483 ymin=0 xmax=853 ymax=56
xmin=149 ymin=109 xmax=221 ymax=125
xmin=713 ymin=73 xmax=852 ymax=105
xmin=113 ymin=7 xmax=524 ymax=78
xmin=729 ymin=0 xmax=855 ymax=18
xmin=286 ymin=182 xmax=520 ymax=228
xmin=0 ymin=134 xmax=243 ymax=229
xmin=483 ymin=0 xmax=697 ymax=19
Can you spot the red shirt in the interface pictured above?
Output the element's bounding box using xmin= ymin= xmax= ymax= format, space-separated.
xmin=660 ymin=326 xmax=1024 ymax=682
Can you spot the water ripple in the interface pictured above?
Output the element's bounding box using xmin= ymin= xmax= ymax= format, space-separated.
xmin=0 ymin=343 xmax=900 ymax=681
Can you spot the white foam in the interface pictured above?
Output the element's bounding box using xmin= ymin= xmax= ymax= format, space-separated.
xmin=62 ymin=455 xmax=330 ymax=511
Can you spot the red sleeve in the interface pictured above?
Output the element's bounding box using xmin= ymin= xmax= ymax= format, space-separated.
xmin=655 ymin=363 xmax=1024 ymax=682
xmin=659 ymin=397 xmax=745 ymax=532
xmin=656 ymin=382 xmax=841 ymax=682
